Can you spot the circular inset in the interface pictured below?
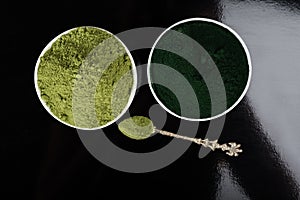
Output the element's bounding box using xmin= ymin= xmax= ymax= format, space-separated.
xmin=148 ymin=18 xmax=252 ymax=121
xmin=34 ymin=26 xmax=137 ymax=130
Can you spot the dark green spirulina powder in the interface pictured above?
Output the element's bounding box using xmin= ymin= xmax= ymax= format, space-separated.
xmin=37 ymin=27 xmax=134 ymax=128
xmin=149 ymin=20 xmax=250 ymax=119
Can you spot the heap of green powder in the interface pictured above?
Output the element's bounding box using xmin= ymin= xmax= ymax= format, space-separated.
xmin=118 ymin=116 xmax=154 ymax=140
xmin=150 ymin=21 xmax=249 ymax=119
xmin=37 ymin=27 xmax=133 ymax=128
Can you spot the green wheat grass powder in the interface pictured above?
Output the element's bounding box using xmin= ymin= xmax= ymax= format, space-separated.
xmin=36 ymin=27 xmax=134 ymax=128
xmin=118 ymin=116 xmax=155 ymax=140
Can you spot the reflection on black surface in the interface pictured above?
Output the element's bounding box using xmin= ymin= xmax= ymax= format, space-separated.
xmin=220 ymin=0 xmax=300 ymax=198
xmin=5 ymin=0 xmax=300 ymax=199
xmin=224 ymin=98 xmax=300 ymax=199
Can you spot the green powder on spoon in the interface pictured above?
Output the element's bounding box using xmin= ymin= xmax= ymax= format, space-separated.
xmin=118 ymin=116 xmax=155 ymax=140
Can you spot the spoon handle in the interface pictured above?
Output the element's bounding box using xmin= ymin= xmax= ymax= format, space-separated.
xmin=155 ymin=129 xmax=242 ymax=156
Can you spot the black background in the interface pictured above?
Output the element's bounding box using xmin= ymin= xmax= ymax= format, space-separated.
xmin=4 ymin=0 xmax=300 ymax=199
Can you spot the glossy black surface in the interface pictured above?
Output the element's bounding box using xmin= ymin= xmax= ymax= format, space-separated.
xmin=4 ymin=0 xmax=300 ymax=199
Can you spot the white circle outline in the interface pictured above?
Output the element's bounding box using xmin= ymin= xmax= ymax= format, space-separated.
xmin=34 ymin=26 xmax=137 ymax=130
xmin=147 ymin=17 xmax=252 ymax=121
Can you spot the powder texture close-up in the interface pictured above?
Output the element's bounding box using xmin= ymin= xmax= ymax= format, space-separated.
xmin=37 ymin=27 xmax=134 ymax=128
xmin=150 ymin=21 xmax=249 ymax=119
xmin=118 ymin=116 xmax=155 ymax=140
